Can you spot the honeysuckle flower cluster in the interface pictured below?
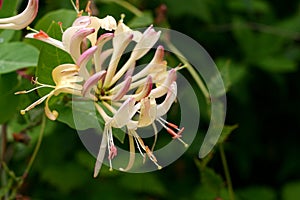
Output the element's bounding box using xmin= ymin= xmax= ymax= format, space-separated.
xmin=11 ymin=1 xmax=187 ymax=177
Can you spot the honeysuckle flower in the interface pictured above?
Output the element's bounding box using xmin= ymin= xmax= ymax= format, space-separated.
xmin=25 ymin=14 xmax=116 ymax=63
xmin=0 ymin=0 xmax=38 ymax=30
xmin=15 ymin=64 xmax=83 ymax=120
xmin=17 ymin=1 xmax=187 ymax=177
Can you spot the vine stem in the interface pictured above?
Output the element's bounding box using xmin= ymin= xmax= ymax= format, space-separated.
xmin=22 ymin=115 xmax=46 ymax=179
xmin=163 ymin=40 xmax=211 ymax=104
xmin=219 ymin=144 xmax=234 ymax=200
xmin=9 ymin=115 xmax=46 ymax=199
xmin=1 ymin=124 xmax=8 ymax=200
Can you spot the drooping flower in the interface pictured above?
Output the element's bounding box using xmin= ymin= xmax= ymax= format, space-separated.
xmin=0 ymin=0 xmax=38 ymax=30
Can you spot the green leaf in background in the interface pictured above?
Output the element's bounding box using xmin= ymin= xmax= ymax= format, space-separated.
xmin=0 ymin=42 xmax=39 ymax=74
xmin=0 ymin=72 xmax=20 ymax=123
xmin=0 ymin=0 xmax=18 ymax=18
xmin=128 ymin=11 xmax=153 ymax=28
xmin=0 ymin=30 xmax=16 ymax=44
xmin=34 ymin=22 xmax=73 ymax=96
xmin=218 ymin=125 xmax=238 ymax=144
xmin=119 ymin=173 xmax=167 ymax=197
xmin=282 ymin=181 xmax=300 ymax=200
xmin=35 ymin=9 xmax=77 ymax=31
xmin=237 ymin=186 xmax=276 ymax=200
xmin=258 ymin=56 xmax=297 ymax=73
xmin=163 ymin=0 xmax=212 ymax=23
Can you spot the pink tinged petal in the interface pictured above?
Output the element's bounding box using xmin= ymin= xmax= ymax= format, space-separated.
xmin=76 ymin=46 xmax=98 ymax=79
xmin=149 ymin=69 xmax=177 ymax=98
xmin=72 ymin=16 xmax=91 ymax=27
xmin=94 ymin=33 xmax=114 ymax=71
xmin=110 ymin=27 xmax=160 ymax=86
xmin=103 ymin=33 xmax=133 ymax=88
xmin=132 ymin=45 xmax=165 ymax=82
xmin=82 ymin=70 xmax=106 ymax=96
xmin=131 ymin=25 xmax=161 ymax=60
xmin=25 ymin=32 xmax=66 ymax=52
xmin=94 ymin=128 xmax=108 ymax=178
xmin=156 ymin=81 xmax=177 ymax=117
xmin=112 ymin=76 xmax=132 ymax=101
xmin=128 ymin=75 xmax=153 ymax=101
xmin=63 ymin=27 xmax=95 ymax=62
xmin=0 ymin=0 xmax=38 ymax=30
xmin=115 ymin=22 xmax=142 ymax=42
xmin=111 ymin=97 xmax=136 ymax=128
xmin=138 ymin=97 xmax=157 ymax=127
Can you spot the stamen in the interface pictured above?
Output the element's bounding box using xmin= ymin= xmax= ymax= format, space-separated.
xmin=20 ymin=93 xmax=52 ymax=115
xmin=58 ymin=21 xmax=64 ymax=33
xmin=33 ymin=30 xmax=49 ymax=39
xmin=85 ymin=1 xmax=92 ymax=16
xmin=26 ymin=26 xmax=39 ymax=33
xmin=156 ymin=118 xmax=188 ymax=147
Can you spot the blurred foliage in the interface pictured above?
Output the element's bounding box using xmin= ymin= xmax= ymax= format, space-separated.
xmin=0 ymin=0 xmax=300 ymax=199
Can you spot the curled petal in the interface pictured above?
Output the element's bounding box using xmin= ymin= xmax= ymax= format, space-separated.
xmin=94 ymin=33 xmax=114 ymax=71
xmin=52 ymin=64 xmax=79 ymax=85
xmin=44 ymin=94 xmax=58 ymax=120
xmin=82 ymin=70 xmax=106 ymax=96
xmin=156 ymin=82 xmax=177 ymax=117
xmin=149 ymin=69 xmax=177 ymax=98
xmin=132 ymin=45 xmax=166 ymax=82
xmin=77 ymin=46 xmax=98 ymax=79
xmin=125 ymin=75 xmax=153 ymax=101
xmin=98 ymin=15 xmax=117 ymax=31
xmin=72 ymin=16 xmax=91 ymax=27
xmin=26 ymin=31 xmax=66 ymax=51
xmin=63 ymin=27 xmax=95 ymax=62
xmin=131 ymin=25 xmax=161 ymax=60
xmin=115 ymin=21 xmax=142 ymax=42
xmin=0 ymin=0 xmax=39 ymax=30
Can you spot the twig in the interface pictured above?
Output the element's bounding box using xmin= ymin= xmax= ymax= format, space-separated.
xmin=219 ymin=144 xmax=234 ymax=200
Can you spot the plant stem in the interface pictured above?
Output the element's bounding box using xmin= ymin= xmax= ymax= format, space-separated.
xmin=164 ymin=40 xmax=211 ymax=104
xmin=219 ymin=144 xmax=234 ymax=200
xmin=22 ymin=115 xmax=46 ymax=179
xmin=1 ymin=124 xmax=8 ymax=200
xmin=9 ymin=115 xmax=46 ymax=199
xmin=101 ymin=0 xmax=143 ymax=16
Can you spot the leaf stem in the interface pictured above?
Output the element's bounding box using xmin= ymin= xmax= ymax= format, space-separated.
xmin=219 ymin=144 xmax=234 ymax=200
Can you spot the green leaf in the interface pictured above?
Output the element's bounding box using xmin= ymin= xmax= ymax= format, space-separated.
xmin=0 ymin=0 xmax=18 ymax=17
xmin=218 ymin=125 xmax=238 ymax=144
xmin=128 ymin=11 xmax=154 ymax=28
xmin=120 ymin=173 xmax=167 ymax=196
xmin=35 ymin=9 xmax=77 ymax=31
xmin=282 ymin=181 xmax=300 ymax=200
xmin=0 ymin=42 xmax=39 ymax=74
xmin=257 ymin=57 xmax=297 ymax=73
xmin=0 ymin=30 xmax=16 ymax=44
xmin=0 ymin=72 xmax=20 ymax=123
xmin=237 ymin=186 xmax=276 ymax=200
